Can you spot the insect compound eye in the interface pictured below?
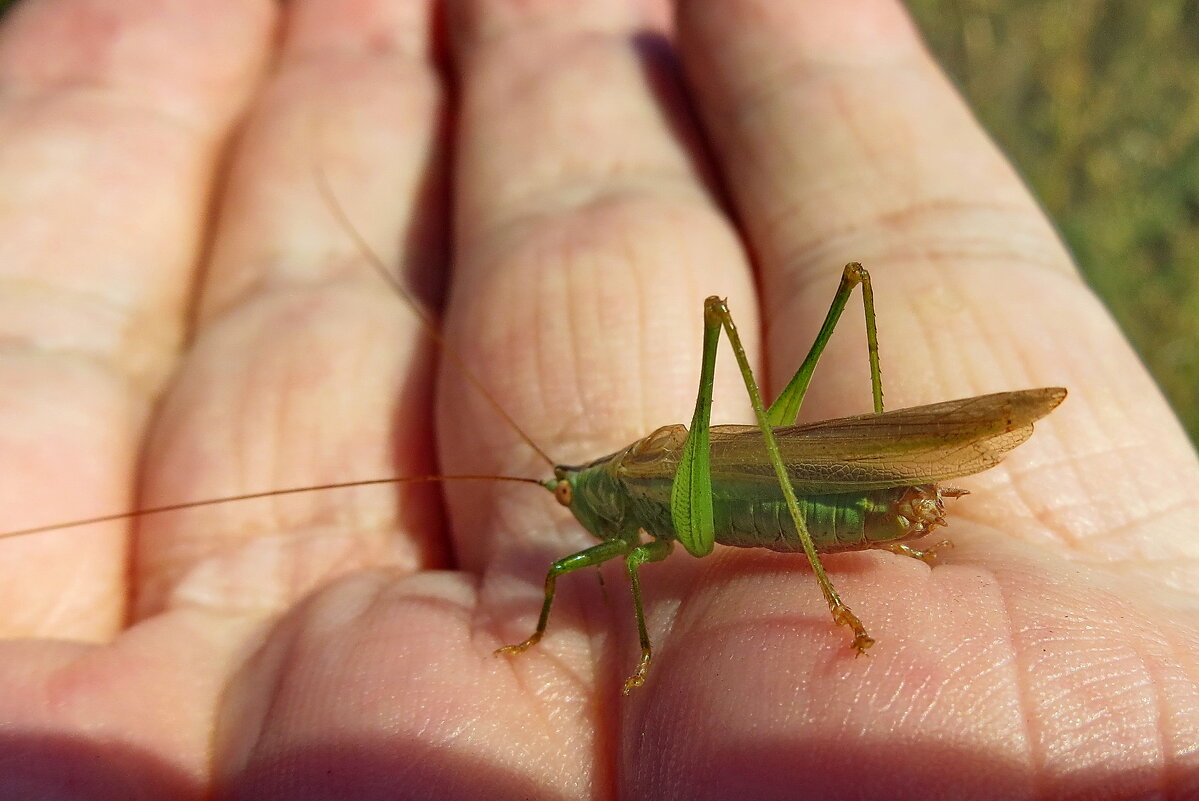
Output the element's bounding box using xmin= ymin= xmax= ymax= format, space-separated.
xmin=554 ymin=480 xmax=573 ymax=507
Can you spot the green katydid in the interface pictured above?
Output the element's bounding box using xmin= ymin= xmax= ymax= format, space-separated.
xmin=491 ymin=263 xmax=1064 ymax=693
xmin=0 ymin=183 xmax=1065 ymax=696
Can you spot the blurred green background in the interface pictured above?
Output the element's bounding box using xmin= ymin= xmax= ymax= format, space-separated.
xmin=909 ymin=1 xmax=1199 ymax=444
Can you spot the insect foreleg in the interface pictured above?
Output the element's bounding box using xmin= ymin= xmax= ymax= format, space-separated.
xmin=621 ymin=538 xmax=673 ymax=695
xmin=766 ymin=262 xmax=884 ymax=426
xmin=494 ymin=538 xmax=630 ymax=658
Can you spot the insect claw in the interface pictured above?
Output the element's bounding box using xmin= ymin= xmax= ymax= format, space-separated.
xmin=622 ymin=651 xmax=652 ymax=695
xmin=494 ymin=632 xmax=542 ymax=658
xmin=883 ymin=539 xmax=954 ymax=565
xmin=927 ymin=539 xmax=954 ymax=558
xmin=830 ymin=603 xmax=873 ymax=654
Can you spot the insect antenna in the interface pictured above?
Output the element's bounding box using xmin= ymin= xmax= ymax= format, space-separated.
xmin=0 ymin=172 xmax=559 ymax=542
xmin=0 ymin=474 xmax=547 ymax=541
xmin=314 ymin=168 xmax=557 ymax=469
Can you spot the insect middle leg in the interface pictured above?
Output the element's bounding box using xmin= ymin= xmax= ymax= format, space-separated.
xmin=620 ymin=538 xmax=673 ymax=695
xmin=494 ymin=538 xmax=630 ymax=657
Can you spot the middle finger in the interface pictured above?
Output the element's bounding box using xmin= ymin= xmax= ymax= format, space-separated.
xmin=445 ymin=0 xmax=755 ymax=572
xmin=443 ymin=0 xmax=760 ymax=721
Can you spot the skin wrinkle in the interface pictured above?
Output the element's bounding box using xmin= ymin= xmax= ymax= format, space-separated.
xmin=616 ymin=220 xmax=663 ymax=435
xmin=767 ymin=197 xmax=1067 ymax=299
xmin=459 ymin=36 xmax=696 ymax=224
xmin=895 ymin=201 xmax=1065 ymax=266
xmin=1032 ymin=625 xmax=1152 ymax=788
xmin=1 ymin=307 xmax=149 ymax=403
xmin=528 ymin=270 xmax=558 ymax=462
xmin=1048 ymin=404 xmax=1111 ymax=550
xmin=625 ymin=229 xmax=649 ymax=433
xmin=5 ymin=71 xmax=217 ymax=140
xmin=946 ymin=270 xmax=1016 ymax=393
xmin=1116 ymin=417 xmax=1194 ymax=541
xmin=5 ymin=206 xmax=196 ymax=383
xmin=1076 ymin=666 xmax=1159 ymax=787
xmin=828 ymin=78 xmax=912 ymax=190
xmin=1007 ymin=465 xmax=1095 ymax=556
xmin=706 ymin=42 xmax=917 ymax=142
xmin=970 ymin=283 xmax=1045 ymax=393
xmin=1117 ymin=502 xmax=1199 ymax=563
xmin=947 ymin=651 xmax=1008 ymax=722
xmin=563 ymin=260 xmax=598 ymax=449
xmin=1130 ymin=640 xmax=1170 ymax=798
xmin=485 ymin=180 xmax=713 ymax=258
xmin=1066 ymin=495 xmax=1180 ymax=562
xmin=456 ymin=3 xmax=644 ymax=54
xmin=282 ymin=16 xmax=433 ymax=62
xmin=900 ymin=272 xmax=951 ymax=401
xmin=1160 ymin=644 xmax=1199 ymax=798
xmin=1060 ymin=441 xmax=1151 ymax=554
xmin=467 ymin=266 xmax=549 ymax=474
xmin=997 ymin=579 xmax=1049 ymax=801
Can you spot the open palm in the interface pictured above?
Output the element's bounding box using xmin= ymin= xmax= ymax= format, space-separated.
xmin=1 ymin=1 xmax=1196 ymax=799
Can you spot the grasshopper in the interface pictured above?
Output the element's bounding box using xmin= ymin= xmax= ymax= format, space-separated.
xmin=491 ymin=263 xmax=1064 ymax=693
xmin=2 ymin=186 xmax=1064 ymax=695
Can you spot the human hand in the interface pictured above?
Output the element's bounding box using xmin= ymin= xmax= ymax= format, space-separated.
xmin=1 ymin=1 xmax=1196 ymax=799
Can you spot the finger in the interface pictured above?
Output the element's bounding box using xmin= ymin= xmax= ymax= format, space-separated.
xmin=216 ymin=2 xmax=764 ymax=793
xmin=134 ymin=0 xmax=451 ymax=619
xmin=627 ymin=5 xmax=1199 ymax=799
xmin=679 ymin=0 xmax=1076 ymax=404
xmin=418 ymin=0 xmax=756 ymax=789
xmin=0 ymin=0 xmax=272 ymax=638
xmin=443 ymin=0 xmax=752 ymax=567
xmin=678 ymin=0 xmax=1199 ymax=558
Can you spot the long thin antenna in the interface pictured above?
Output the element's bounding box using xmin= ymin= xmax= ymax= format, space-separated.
xmin=0 ymin=475 xmax=546 ymax=540
xmin=314 ymin=168 xmax=557 ymax=468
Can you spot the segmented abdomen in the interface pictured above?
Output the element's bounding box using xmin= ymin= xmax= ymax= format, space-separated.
xmin=702 ymin=484 xmax=954 ymax=553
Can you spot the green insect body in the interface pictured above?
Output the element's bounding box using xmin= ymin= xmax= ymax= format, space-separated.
xmin=566 ymin=453 xmax=952 ymax=555
xmin=554 ymin=383 xmax=1059 ymax=557
xmin=498 ymin=264 xmax=1066 ymax=694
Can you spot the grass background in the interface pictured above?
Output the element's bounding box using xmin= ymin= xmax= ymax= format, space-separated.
xmin=0 ymin=0 xmax=1195 ymax=442
xmin=909 ymin=0 xmax=1199 ymax=445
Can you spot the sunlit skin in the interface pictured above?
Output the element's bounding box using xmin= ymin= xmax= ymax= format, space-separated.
xmin=0 ymin=1 xmax=1198 ymax=800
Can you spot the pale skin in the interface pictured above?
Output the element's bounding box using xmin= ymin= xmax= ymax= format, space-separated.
xmin=0 ymin=0 xmax=1197 ymax=799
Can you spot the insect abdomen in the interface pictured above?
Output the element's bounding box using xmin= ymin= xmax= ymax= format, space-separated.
xmin=707 ymin=484 xmax=954 ymax=553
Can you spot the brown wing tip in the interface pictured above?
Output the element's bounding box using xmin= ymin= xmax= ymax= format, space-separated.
xmin=1006 ymin=387 xmax=1067 ymax=426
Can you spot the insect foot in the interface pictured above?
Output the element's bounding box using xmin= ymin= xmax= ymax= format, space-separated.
xmin=830 ymin=603 xmax=874 ymax=655
xmin=621 ymin=650 xmax=653 ymax=696
xmin=883 ymin=539 xmax=954 ymax=565
xmin=494 ymin=632 xmax=542 ymax=658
